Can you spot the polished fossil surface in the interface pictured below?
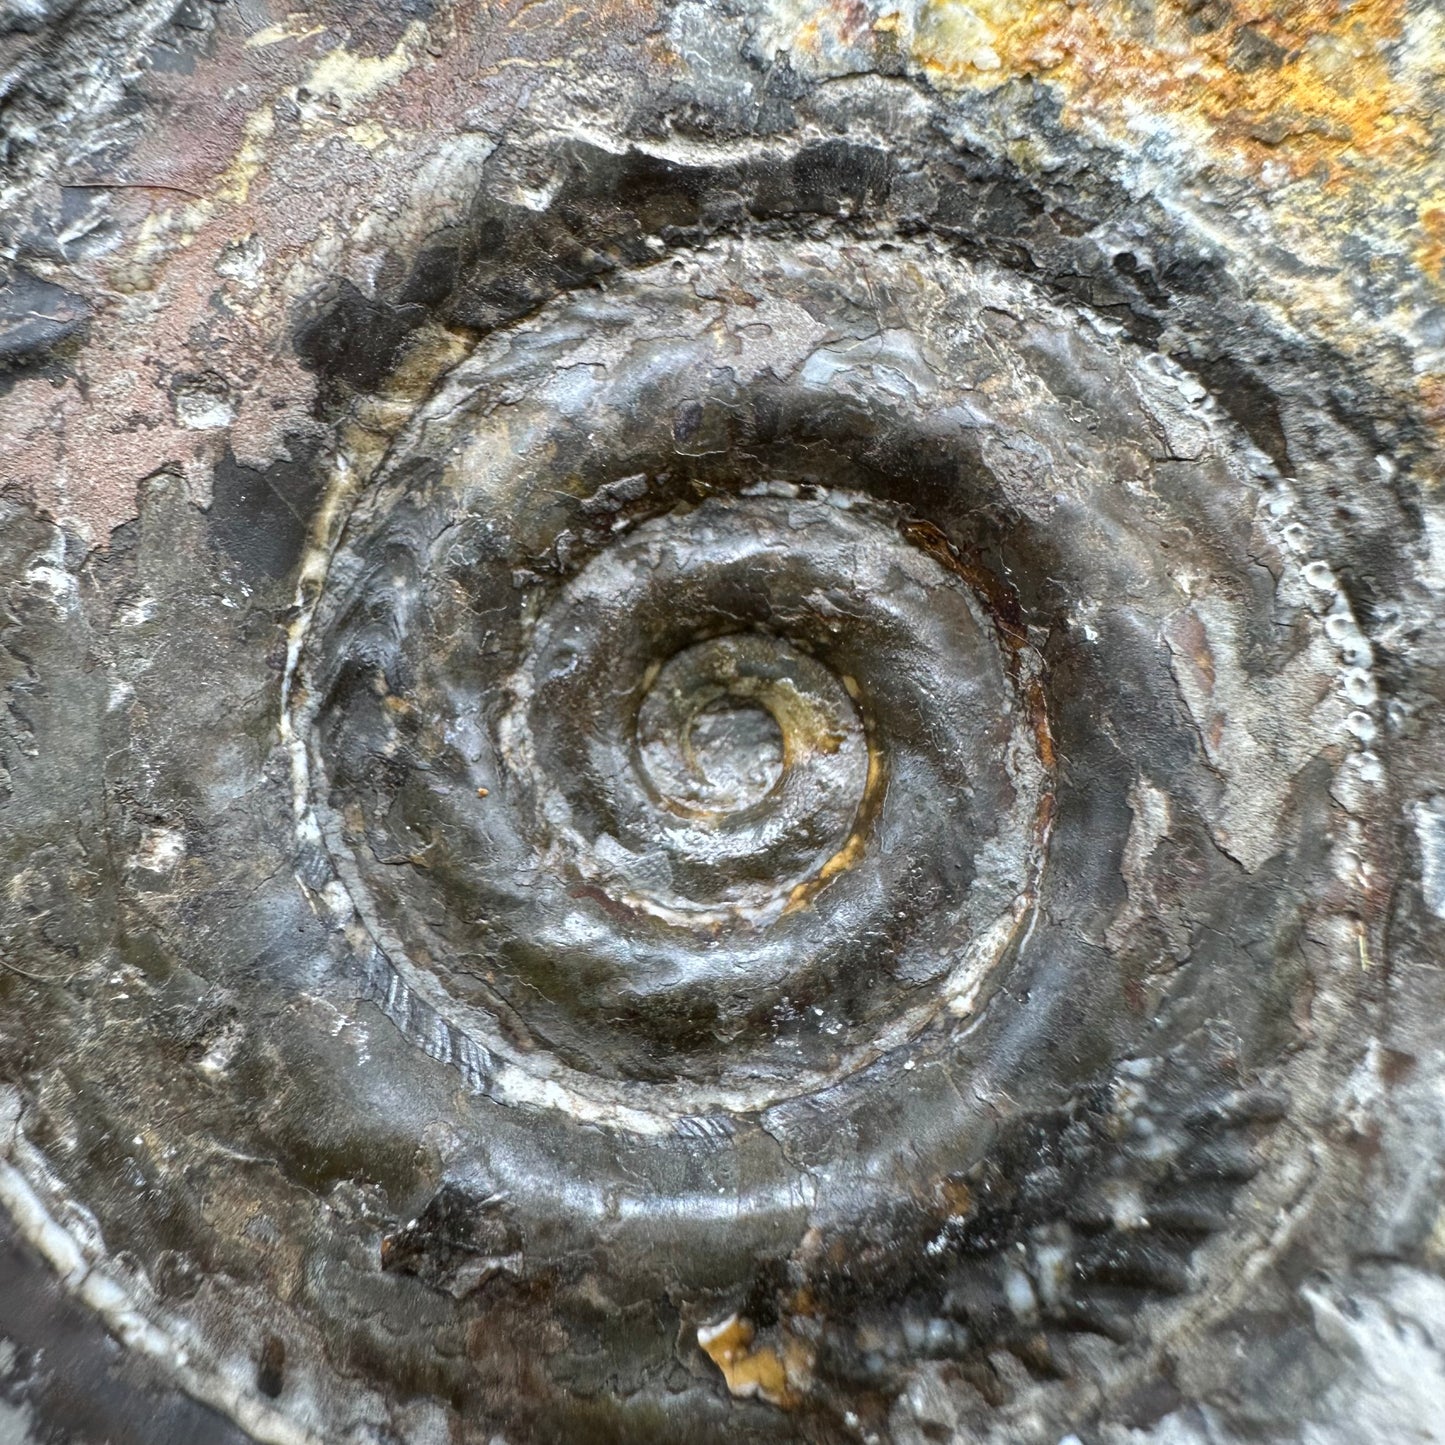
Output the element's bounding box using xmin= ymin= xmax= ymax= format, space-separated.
xmin=1 ymin=2 xmax=1444 ymax=1444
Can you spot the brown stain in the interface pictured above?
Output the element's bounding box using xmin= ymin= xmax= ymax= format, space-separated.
xmin=1169 ymin=608 xmax=1218 ymax=692
xmin=933 ymin=1175 xmax=975 ymax=1217
xmin=1379 ymin=1047 xmax=1417 ymax=1085
xmin=1165 ymin=609 xmax=1230 ymax=753
xmin=1123 ymin=970 xmax=1147 ymax=1015
xmin=801 ymin=0 xmax=879 ymax=57
xmin=900 ymin=518 xmax=1029 ymax=651
xmin=1192 ymin=639 xmax=1217 ymax=694
xmin=1027 ymin=678 xmax=1057 ymax=773
xmin=569 ymin=881 xmax=643 ymax=923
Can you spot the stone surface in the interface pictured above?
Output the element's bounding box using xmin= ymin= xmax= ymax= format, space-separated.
xmin=1 ymin=2 xmax=1444 ymax=1442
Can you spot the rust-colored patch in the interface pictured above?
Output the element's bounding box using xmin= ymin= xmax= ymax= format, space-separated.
xmin=1417 ymin=204 xmax=1445 ymax=283
xmin=913 ymin=0 xmax=1426 ymax=186
xmin=0 ymin=0 xmax=668 ymax=546
xmin=1027 ymin=678 xmax=1057 ymax=773
xmin=1417 ymin=374 xmax=1445 ymax=428
xmin=569 ymin=881 xmax=643 ymax=923
xmin=1123 ymin=970 xmax=1147 ymax=1015
xmin=1165 ymin=608 xmax=1227 ymax=754
xmin=1171 ymin=608 xmax=1218 ymax=691
xmin=901 ymin=518 xmax=1029 ymax=651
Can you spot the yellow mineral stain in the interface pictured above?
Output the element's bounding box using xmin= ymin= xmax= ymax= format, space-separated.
xmin=345 ymin=119 xmax=393 ymax=151
xmin=244 ymin=16 xmax=326 ymax=48
xmin=112 ymin=12 xmax=423 ymax=288
xmin=783 ymin=738 xmax=884 ymax=914
xmin=212 ymin=106 xmax=278 ymax=208
xmin=299 ymin=22 xmax=428 ymax=119
xmin=915 ymin=0 xmax=1001 ymax=73
xmin=767 ymin=678 xmax=846 ymax=761
xmin=110 ymin=103 xmax=276 ymax=291
xmin=697 ymin=1313 xmax=813 ymax=1408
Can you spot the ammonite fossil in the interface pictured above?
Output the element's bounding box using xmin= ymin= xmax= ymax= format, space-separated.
xmin=2 ymin=5 xmax=1440 ymax=1443
xmin=264 ymin=224 xmax=1383 ymax=1440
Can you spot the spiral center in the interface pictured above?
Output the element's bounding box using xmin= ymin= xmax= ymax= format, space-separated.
xmin=682 ymin=700 xmax=785 ymax=810
xmin=635 ymin=637 xmax=807 ymax=819
xmin=317 ymin=488 xmax=1041 ymax=1091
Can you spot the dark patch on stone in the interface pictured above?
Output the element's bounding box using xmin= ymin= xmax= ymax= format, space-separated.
xmin=381 ymin=1183 xmax=522 ymax=1298
xmin=780 ymin=138 xmax=894 ymax=217
xmin=436 ymin=141 xmax=891 ymax=337
xmin=395 ymin=234 xmax=466 ymax=309
xmin=0 ymin=266 xmax=89 ymax=387
xmin=1231 ymin=23 xmax=1289 ymax=72
xmin=209 ymin=436 xmax=322 ymax=581
xmin=256 ymin=1334 xmax=285 ymax=1399
xmin=1193 ymin=349 xmax=1292 ymax=473
xmin=144 ymin=0 xmax=218 ymax=76
xmin=294 ymin=279 xmax=426 ymax=396
xmin=0 ymin=1214 xmax=255 ymax=1445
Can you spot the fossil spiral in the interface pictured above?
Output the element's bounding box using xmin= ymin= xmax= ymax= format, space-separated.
xmin=273 ymin=230 xmax=1382 ymax=1431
